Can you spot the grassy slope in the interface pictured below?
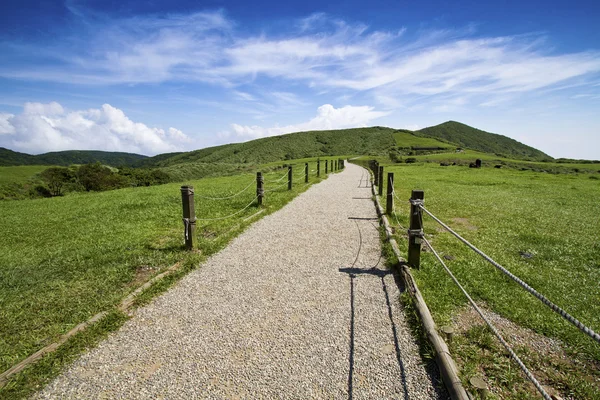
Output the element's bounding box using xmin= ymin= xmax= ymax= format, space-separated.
xmin=0 ymin=161 xmax=329 ymax=398
xmin=409 ymin=149 xmax=600 ymax=173
xmin=393 ymin=130 xmax=454 ymax=149
xmin=370 ymin=161 xmax=599 ymax=397
xmin=0 ymin=166 xmax=47 ymax=185
xmin=0 ymin=166 xmax=48 ymax=200
xmin=416 ymin=121 xmax=551 ymax=160
xmin=0 ymin=148 xmax=147 ymax=167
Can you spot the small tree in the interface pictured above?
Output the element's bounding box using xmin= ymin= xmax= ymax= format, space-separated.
xmin=40 ymin=167 xmax=73 ymax=196
xmin=76 ymin=162 xmax=114 ymax=191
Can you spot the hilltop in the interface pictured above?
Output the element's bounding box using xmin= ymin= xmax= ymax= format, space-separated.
xmin=416 ymin=121 xmax=550 ymax=160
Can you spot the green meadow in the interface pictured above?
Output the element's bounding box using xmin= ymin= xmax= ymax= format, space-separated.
xmin=366 ymin=160 xmax=600 ymax=398
xmin=0 ymin=160 xmax=331 ymax=398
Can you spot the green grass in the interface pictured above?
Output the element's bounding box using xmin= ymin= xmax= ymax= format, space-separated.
xmin=0 ymin=160 xmax=330 ymax=397
xmin=416 ymin=121 xmax=550 ymax=160
xmin=0 ymin=166 xmax=48 ymax=185
xmin=393 ymin=130 xmax=453 ymax=149
xmin=0 ymin=166 xmax=49 ymax=200
xmin=409 ymin=150 xmax=600 ymax=173
xmin=359 ymin=160 xmax=599 ymax=398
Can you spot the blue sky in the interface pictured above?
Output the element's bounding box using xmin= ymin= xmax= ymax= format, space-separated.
xmin=1 ymin=0 xmax=599 ymax=159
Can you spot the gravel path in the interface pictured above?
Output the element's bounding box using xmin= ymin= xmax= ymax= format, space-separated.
xmin=36 ymin=163 xmax=445 ymax=399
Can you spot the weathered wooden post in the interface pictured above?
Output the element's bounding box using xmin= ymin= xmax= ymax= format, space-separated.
xmin=305 ymin=163 xmax=309 ymax=183
xmin=378 ymin=165 xmax=384 ymax=196
xmin=374 ymin=161 xmax=379 ymax=186
xmin=180 ymin=185 xmax=196 ymax=250
xmin=288 ymin=166 xmax=292 ymax=190
xmin=325 ymin=160 xmax=328 ymax=174
xmin=256 ymin=172 xmax=264 ymax=206
xmin=386 ymin=173 xmax=394 ymax=215
xmin=317 ymin=159 xmax=321 ymax=177
xmin=408 ymin=189 xmax=425 ymax=269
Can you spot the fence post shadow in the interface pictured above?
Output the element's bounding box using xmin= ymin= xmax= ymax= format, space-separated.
xmin=338 ymin=265 xmax=410 ymax=400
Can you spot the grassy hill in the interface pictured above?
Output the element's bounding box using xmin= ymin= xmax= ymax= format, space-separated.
xmin=144 ymin=127 xmax=399 ymax=167
xmin=416 ymin=121 xmax=550 ymax=160
xmin=0 ymin=148 xmax=147 ymax=167
xmin=144 ymin=126 xmax=458 ymax=169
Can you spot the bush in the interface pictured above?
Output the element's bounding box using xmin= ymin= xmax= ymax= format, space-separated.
xmin=77 ymin=163 xmax=128 ymax=192
xmin=40 ymin=167 xmax=74 ymax=196
xmin=30 ymin=185 xmax=52 ymax=198
xmin=405 ymin=157 xmax=417 ymax=164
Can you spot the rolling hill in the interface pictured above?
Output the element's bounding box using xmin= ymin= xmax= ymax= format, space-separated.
xmin=1 ymin=121 xmax=552 ymax=170
xmin=0 ymin=148 xmax=148 ymax=167
xmin=416 ymin=121 xmax=550 ymax=160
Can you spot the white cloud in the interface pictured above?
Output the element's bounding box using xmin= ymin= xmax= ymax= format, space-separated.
xmin=0 ymin=102 xmax=191 ymax=155
xmin=0 ymin=113 xmax=16 ymax=135
xmin=229 ymin=104 xmax=389 ymax=139
xmin=23 ymin=101 xmax=65 ymax=115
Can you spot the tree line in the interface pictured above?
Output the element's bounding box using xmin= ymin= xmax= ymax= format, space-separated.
xmin=36 ymin=163 xmax=171 ymax=197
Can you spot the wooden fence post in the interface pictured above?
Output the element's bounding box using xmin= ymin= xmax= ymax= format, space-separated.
xmin=374 ymin=161 xmax=379 ymax=186
xmin=317 ymin=159 xmax=320 ymax=177
xmin=378 ymin=165 xmax=384 ymax=196
xmin=386 ymin=173 xmax=394 ymax=215
xmin=325 ymin=160 xmax=328 ymax=174
xmin=180 ymin=186 xmax=196 ymax=250
xmin=408 ymin=189 xmax=425 ymax=269
xmin=305 ymin=163 xmax=309 ymax=183
xmin=288 ymin=166 xmax=292 ymax=190
xmin=256 ymin=172 xmax=264 ymax=206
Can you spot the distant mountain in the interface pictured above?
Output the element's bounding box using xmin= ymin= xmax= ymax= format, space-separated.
xmin=0 ymin=148 xmax=148 ymax=167
xmin=416 ymin=121 xmax=550 ymax=160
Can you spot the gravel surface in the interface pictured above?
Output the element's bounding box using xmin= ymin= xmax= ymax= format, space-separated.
xmin=36 ymin=163 xmax=445 ymax=399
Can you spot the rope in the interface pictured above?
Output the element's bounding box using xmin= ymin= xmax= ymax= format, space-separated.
xmin=265 ymin=170 xmax=289 ymax=184
xmin=419 ymin=204 xmax=600 ymax=344
xmin=195 ymin=196 xmax=259 ymax=222
xmin=195 ymin=179 xmax=255 ymax=200
xmin=421 ymin=236 xmax=552 ymax=400
xmin=263 ymin=180 xmax=290 ymax=192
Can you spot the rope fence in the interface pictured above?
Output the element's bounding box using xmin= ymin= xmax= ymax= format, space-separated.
xmin=421 ymin=235 xmax=552 ymax=400
xmin=194 ymin=196 xmax=260 ymax=222
xmin=195 ymin=179 xmax=255 ymax=200
xmin=418 ymin=204 xmax=600 ymax=345
xmin=354 ymin=158 xmax=598 ymax=399
xmin=178 ymin=160 xmax=344 ymax=248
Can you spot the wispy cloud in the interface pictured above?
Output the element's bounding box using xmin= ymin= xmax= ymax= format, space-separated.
xmin=2 ymin=11 xmax=598 ymax=103
xmin=0 ymin=102 xmax=190 ymax=155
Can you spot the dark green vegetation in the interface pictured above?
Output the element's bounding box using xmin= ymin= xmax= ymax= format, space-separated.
xmin=416 ymin=121 xmax=550 ymax=160
xmin=0 ymin=160 xmax=329 ymax=398
xmin=0 ymin=163 xmax=171 ymax=200
xmin=361 ymin=160 xmax=599 ymax=399
xmin=0 ymin=147 xmax=147 ymax=167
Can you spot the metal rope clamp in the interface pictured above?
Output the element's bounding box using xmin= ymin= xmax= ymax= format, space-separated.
xmin=182 ymin=217 xmax=196 ymax=240
xmin=408 ymin=228 xmax=424 ymax=244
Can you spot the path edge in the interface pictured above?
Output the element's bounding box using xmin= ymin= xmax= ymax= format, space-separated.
xmin=359 ymin=163 xmax=470 ymax=400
